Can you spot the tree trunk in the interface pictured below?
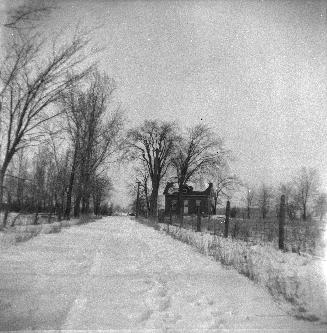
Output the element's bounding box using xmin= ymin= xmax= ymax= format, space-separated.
xmin=82 ymin=196 xmax=86 ymax=214
xmin=86 ymin=195 xmax=90 ymax=214
xmin=0 ymin=169 xmax=5 ymax=210
xmin=3 ymin=192 xmax=11 ymax=228
xmin=143 ymin=181 xmax=150 ymax=215
xmin=0 ymin=168 xmax=8 ymax=228
xmin=93 ymin=194 xmax=101 ymax=216
xmin=303 ymin=203 xmax=307 ymax=220
xmin=214 ymin=196 xmax=217 ymax=215
xmin=16 ymin=179 xmax=24 ymax=210
xmin=55 ymin=193 xmax=62 ymax=221
xmin=81 ymin=193 xmax=90 ymax=215
xmin=64 ymin=150 xmax=78 ymax=219
xmin=74 ymin=192 xmax=81 ymax=217
xmin=149 ymin=191 xmax=158 ymax=217
xmin=149 ymin=178 xmax=159 ymax=218
xmin=33 ymin=203 xmax=39 ymax=225
xmin=150 ymin=151 xmax=160 ymax=218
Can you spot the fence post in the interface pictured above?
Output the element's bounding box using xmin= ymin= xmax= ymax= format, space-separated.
xmin=169 ymin=202 xmax=172 ymax=225
xmin=167 ymin=203 xmax=172 ymax=232
xmin=279 ymin=195 xmax=286 ymax=251
xmin=196 ymin=207 xmax=201 ymax=232
xmin=224 ymin=200 xmax=230 ymax=238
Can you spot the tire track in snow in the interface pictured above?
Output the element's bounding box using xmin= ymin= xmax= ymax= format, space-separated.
xmin=61 ymin=227 xmax=107 ymax=329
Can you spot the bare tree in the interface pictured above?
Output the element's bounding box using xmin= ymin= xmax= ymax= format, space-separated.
xmin=60 ymin=71 xmax=123 ymax=217
xmin=43 ymin=127 xmax=71 ymax=220
xmin=4 ymin=2 xmax=55 ymax=30
xmin=278 ymin=181 xmax=299 ymax=220
xmin=208 ymin=167 xmax=240 ymax=214
xmin=0 ymin=3 xmax=92 ymax=223
xmin=31 ymin=146 xmax=49 ymax=224
xmin=128 ymin=179 xmax=150 ymax=217
xmin=293 ymin=167 xmax=320 ymax=220
xmin=127 ymin=120 xmax=178 ymax=218
xmin=91 ymin=175 xmax=113 ymax=216
xmin=131 ymin=163 xmax=152 ymax=216
xmin=257 ymin=183 xmax=273 ymax=219
xmin=171 ymin=124 xmax=226 ymax=222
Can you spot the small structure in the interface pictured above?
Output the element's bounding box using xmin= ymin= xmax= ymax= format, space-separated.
xmin=163 ymin=182 xmax=215 ymax=216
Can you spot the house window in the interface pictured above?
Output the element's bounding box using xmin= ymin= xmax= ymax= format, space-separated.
xmin=184 ymin=200 xmax=188 ymax=214
xmin=196 ymin=200 xmax=201 ymax=207
xmin=171 ymin=200 xmax=177 ymax=211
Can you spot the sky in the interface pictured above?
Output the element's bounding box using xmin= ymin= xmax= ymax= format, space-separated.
xmin=3 ymin=0 xmax=327 ymax=207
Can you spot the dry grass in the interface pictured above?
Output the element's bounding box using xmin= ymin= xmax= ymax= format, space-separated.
xmin=164 ymin=215 xmax=326 ymax=256
xmin=0 ymin=212 xmax=96 ymax=248
xmin=158 ymin=223 xmax=327 ymax=322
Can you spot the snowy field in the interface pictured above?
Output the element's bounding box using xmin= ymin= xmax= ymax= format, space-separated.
xmin=0 ymin=217 xmax=326 ymax=331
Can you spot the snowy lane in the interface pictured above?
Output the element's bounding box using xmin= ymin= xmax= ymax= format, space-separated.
xmin=0 ymin=217 xmax=324 ymax=331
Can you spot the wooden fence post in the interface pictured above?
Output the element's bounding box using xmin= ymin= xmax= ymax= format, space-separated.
xmin=224 ymin=200 xmax=230 ymax=238
xmin=169 ymin=202 xmax=172 ymax=225
xmin=279 ymin=195 xmax=286 ymax=250
xmin=167 ymin=203 xmax=172 ymax=232
xmin=196 ymin=207 xmax=201 ymax=232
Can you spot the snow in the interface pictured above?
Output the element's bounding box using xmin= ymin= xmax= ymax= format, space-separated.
xmin=0 ymin=217 xmax=326 ymax=331
xmin=159 ymin=223 xmax=327 ymax=322
xmin=0 ymin=218 xmax=82 ymax=248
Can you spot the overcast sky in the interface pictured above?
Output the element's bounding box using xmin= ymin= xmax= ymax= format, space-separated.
xmin=4 ymin=0 xmax=327 ymax=206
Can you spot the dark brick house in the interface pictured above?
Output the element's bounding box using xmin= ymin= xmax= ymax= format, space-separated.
xmin=163 ymin=182 xmax=215 ymax=216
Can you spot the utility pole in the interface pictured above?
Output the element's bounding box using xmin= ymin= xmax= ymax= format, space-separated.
xmin=136 ymin=181 xmax=141 ymax=218
xmin=279 ymin=195 xmax=286 ymax=251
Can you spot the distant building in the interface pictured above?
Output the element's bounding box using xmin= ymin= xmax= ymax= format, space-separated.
xmin=163 ymin=182 xmax=215 ymax=216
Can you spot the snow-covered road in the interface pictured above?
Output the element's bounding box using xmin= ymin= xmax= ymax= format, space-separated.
xmin=0 ymin=217 xmax=324 ymax=331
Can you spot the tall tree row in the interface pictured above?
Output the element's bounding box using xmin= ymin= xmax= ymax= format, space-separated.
xmin=0 ymin=2 xmax=92 ymax=219
xmin=0 ymin=3 xmax=123 ymax=226
xmin=60 ymin=71 xmax=123 ymax=219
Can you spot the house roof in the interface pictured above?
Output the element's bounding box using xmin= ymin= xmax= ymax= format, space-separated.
xmin=163 ymin=182 xmax=214 ymax=196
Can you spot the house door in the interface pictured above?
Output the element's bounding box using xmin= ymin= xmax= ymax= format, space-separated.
xmin=184 ymin=200 xmax=188 ymax=215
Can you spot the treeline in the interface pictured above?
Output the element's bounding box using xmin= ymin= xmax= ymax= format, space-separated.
xmin=0 ymin=3 xmax=122 ymax=227
xmin=242 ymin=167 xmax=327 ymax=221
xmin=126 ymin=119 xmax=327 ymax=223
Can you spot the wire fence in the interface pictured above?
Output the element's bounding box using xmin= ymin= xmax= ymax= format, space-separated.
xmin=161 ymin=212 xmax=326 ymax=257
